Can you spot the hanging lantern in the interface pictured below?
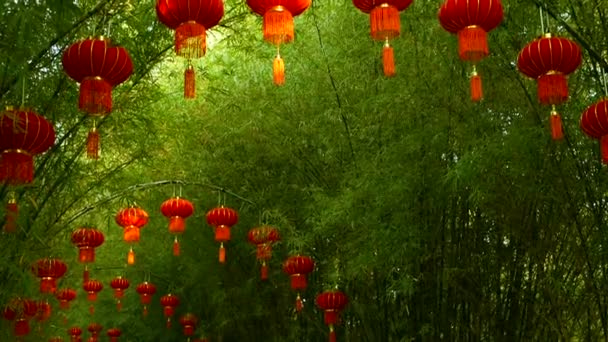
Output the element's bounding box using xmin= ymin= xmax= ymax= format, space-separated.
xmin=55 ymin=288 xmax=77 ymax=310
xmin=247 ymin=225 xmax=280 ymax=280
xmin=438 ymin=0 xmax=504 ymax=101
xmin=2 ymin=298 xmax=37 ymax=338
xmin=1 ymin=106 xmax=55 ymax=232
xmin=517 ymin=34 xmax=582 ymax=140
xmin=283 ymin=255 xmax=314 ymax=312
xmin=156 ymin=0 xmax=224 ymax=99
xmin=109 ymin=277 xmax=130 ymax=311
xmin=115 ymin=206 xmax=149 ymax=265
xmin=136 ymin=281 xmax=156 ymax=317
xmin=71 ymin=227 xmax=105 ymax=282
xmin=35 ymin=300 xmax=52 ymax=323
xmin=580 ymin=98 xmax=608 ymax=163
xmin=87 ymin=323 xmax=102 ymax=342
xmin=107 ymin=328 xmax=121 ymax=342
xmin=316 ymin=290 xmax=349 ymax=342
xmin=62 ymin=38 xmax=133 ymax=159
xmin=160 ymin=294 xmax=180 ymax=328
xmin=31 ymin=258 xmax=68 ymax=294
xmin=206 ymin=206 xmax=238 ymax=263
xmin=179 ymin=313 xmax=197 ymax=337
xmin=68 ymin=327 xmax=82 ymax=342
xmin=160 ymin=197 xmax=194 ymax=256
xmin=83 ymin=280 xmax=103 ymax=315
xmin=246 ymin=0 xmax=311 ymax=85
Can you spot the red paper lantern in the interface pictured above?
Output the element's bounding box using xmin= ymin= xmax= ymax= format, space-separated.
xmin=179 ymin=313 xmax=197 ymax=336
xmin=71 ymin=227 xmax=104 ymax=281
xmin=87 ymin=323 xmax=103 ymax=342
xmin=136 ymin=281 xmax=157 ymax=316
xmin=283 ymin=255 xmax=314 ymax=312
xmin=110 ymin=276 xmax=130 ymax=311
xmin=206 ymin=206 xmax=238 ymax=263
xmin=115 ymin=206 xmax=149 ymax=265
xmin=55 ymin=288 xmax=77 ymax=310
xmin=83 ymin=279 xmax=103 ymax=315
xmin=517 ymin=34 xmax=582 ymax=140
xmin=246 ymin=0 xmax=311 ymax=85
xmin=2 ymin=298 xmax=37 ymax=337
xmin=160 ymin=294 xmax=180 ymax=328
xmin=580 ymin=98 xmax=608 ymax=163
xmin=156 ymin=0 xmax=224 ymax=98
xmin=438 ymin=0 xmax=503 ymax=101
xmin=316 ymin=290 xmax=349 ymax=342
xmin=31 ymin=258 xmax=68 ymax=294
xmin=160 ymin=197 xmax=194 ymax=256
xmin=247 ymin=226 xmax=280 ymax=280
xmin=35 ymin=300 xmax=52 ymax=322
xmin=107 ymin=328 xmax=121 ymax=342
xmin=62 ymin=37 xmax=133 ymax=159
xmin=68 ymin=327 xmax=82 ymax=342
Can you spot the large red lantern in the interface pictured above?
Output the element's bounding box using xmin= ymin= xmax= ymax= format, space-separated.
xmin=438 ymin=0 xmax=504 ymax=101
xmin=206 ymin=206 xmax=238 ymax=263
xmin=353 ymin=0 xmax=413 ymax=77
xmin=247 ymin=225 xmax=280 ymax=280
xmin=107 ymin=328 xmax=121 ymax=342
xmin=2 ymin=298 xmax=37 ymax=338
xmin=31 ymin=258 xmax=67 ymax=294
xmin=71 ymin=227 xmax=104 ymax=281
xmin=580 ymin=98 xmax=608 ymax=163
xmin=517 ymin=34 xmax=582 ymax=140
xmin=179 ymin=313 xmax=197 ymax=336
xmin=87 ymin=323 xmax=103 ymax=342
xmin=83 ymin=279 xmax=103 ymax=315
xmin=68 ymin=327 xmax=82 ymax=342
xmin=246 ymin=0 xmax=311 ymax=85
xmin=160 ymin=294 xmax=180 ymax=328
xmin=56 ymin=288 xmax=77 ymax=310
xmin=160 ymin=197 xmax=194 ymax=256
xmin=62 ymin=37 xmax=133 ymax=159
xmin=283 ymin=255 xmax=314 ymax=312
xmin=136 ymin=281 xmax=156 ymax=316
xmin=1 ymin=106 xmax=55 ymax=232
xmin=156 ymin=0 xmax=224 ymax=98
xmin=115 ymin=206 xmax=149 ymax=265
xmin=110 ymin=276 xmax=130 ymax=311
xmin=316 ymin=290 xmax=349 ymax=342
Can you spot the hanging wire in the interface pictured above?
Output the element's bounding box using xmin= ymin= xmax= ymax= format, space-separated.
xmin=539 ymin=7 xmax=545 ymax=34
xmin=21 ymin=77 xmax=26 ymax=107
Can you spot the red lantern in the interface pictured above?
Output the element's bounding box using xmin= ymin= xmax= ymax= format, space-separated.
xmin=109 ymin=276 xmax=130 ymax=311
xmin=68 ymin=327 xmax=82 ymax=342
xmin=580 ymin=98 xmax=608 ymax=163
xmin=247 ymin=226 xmax=280 ymax=280
xmin=2 ymin=298 xmax=37 ymax=337
xmin=115 ymin=206 xmax=149 ymax=265
xmin=83 ymin=279 xmax=103 ymax=315
xmin=438 ymin=0 xmax=504 ymax=101
xmin=156 ymin=0 xmax=224 ymax=98
xmin=316 ymin=290 xmax=349 ymax=342
xmin=206 ymin=206 xmax=238 ymax=263
xmin=35 ymin=300 xmax=52 ymax=322
xmin=283 ymin=255 xmax=314 ymax=312
xmin=179 ymin=313 xmax=197 ymax=336
xmin=160 ymin=197 xmax=194 ymax=256
xmin=55 ymin=288 xmax=77 ymax=310
xmin=31 ymin=258 xmax=67 ymax=294
xmin=246 ymin=0 xmax=311 ymax=85
xmin=71 ymin=227 xmax=105 ymax=281
xmin=87 ymin=323 xmax=103 ymax=342
xmin=62 ymin=37 xmax=133 ymax=159
xmin=107 ymin=328 xmax=121 ymax=342
xmin=517 ymin=34 xmax=582 ymax=140
xmin=136 ymin=281 xmax=156 ymax=316
xmin=160 ymin=294 xmax=180 ymax=328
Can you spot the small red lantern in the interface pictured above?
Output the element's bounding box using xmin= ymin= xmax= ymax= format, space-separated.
xmin=160 ymin=294 xmax=180 ymax=328
xmin=87 ymin=323 xmax=103 ymax=342
xmin=246 ymin=0 xmax=311 ymax=85
xmin=247 ymin=226 xmax=280 ymax=280
xmin=2 ymin=298 xmax=37 ymax=338
xmin=179 ymin=313 xmax=197 ymax=336
xmin=581 ymin=98 xmax=608 ymax=163
xmin=35 ymin=300 xmax=52 ymax=322
xmin=31 ymin=258 xmax=68 ymax=294
xmin=71 ymin=227 xmax=105 ymax=281
xmin=107 ymin=328 xmax=121 ymax=342
xmin=283 ymin=255 xmax=314 ymax=312
xmin=316 ymin=290 xmax=349 ymax=342
xmin=206 ymin=206 xmax=239 ymax=263
xmin=156 ymin=0 xmax=224 ymax=98
xmin=160 ymin=197 xmax=194 ymax=256
xmin=438 ymin=0 xmax=504 ymax=101
xmin=517 ymin=34 xmax=582 ymax=140
xmin=110 ymin=276 xmax=130 ymax=311
xmin=55 ymin=288 xmax=77 ymax=310
xmin=68 ymin=327 xmax=82 ymax=342
xmin=115 ymin=206 xmax=149 ymax=265
xmin=353 ymin=0 xmax=413 ymax=77
xmin=83 ymin=279 xmax=103 ymax=315
xmin=136 ymin=281 xmax=156 ymax=316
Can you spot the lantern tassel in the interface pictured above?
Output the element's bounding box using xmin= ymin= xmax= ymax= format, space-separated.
xmin=219 ymin=243 xmax=226 ymax=263
xmin=128 ymin=247 xmax=135 ymax=265
xmin=295 ymin=293 xmax=303 ymax=313
xmin=4 ymin=197 xmax=18 ymax=233
xmin=261 ymin=263 xmax=268 ymax=280
xmin=550 ymin=109 xmax=564 ymax=140
xmin=89 ymin=304 xmax=94 ymax=315
xmin=185 ymin=64 xmax=195 ymax=99
xmin=273 ymin=54 xmax=285 ymax=86
xmin=470 ymin=68 xmax=482 ymax=102
xmin=599 ymin=135 xmax=608 ymax=164
xmin=173 ymin=236 xmax=181 ymax=256
xmin=117 ymin=300 xmax=122 ymax=312
xmin=86 ymin=127 xmax=100 ymax=159
xmin=328 ymin=325 xmax=336 ymax=342
xmin=0 ymin=150 xmax=34 ymax=184
xmin=143 ymin=306 xmax=149 ymax=317
xmin=538 ymin=73 xmax=568 ymax=105
xmin=383 ymin=41 xmax=395 ymax=77
xmin=83 ymin=266 xmax=90 ymax=283
xmin=166 ymin=317 xmax=172 ymax=329
xmin=457 ymin=26 xmax=488 ymax=62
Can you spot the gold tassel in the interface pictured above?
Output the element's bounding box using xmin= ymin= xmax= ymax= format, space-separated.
xmin=550 ymin=109 xmax=564 ymax=140
xmin=184 ymin=64 xmax=195 ymax=99
xmin=470 ymin=67 xmax=483 ymax=102
xmin=273 ymin=54 xmax=285 ymax=86
xmin=382 ymin=41 xmax=395 ymax=77
xmin=86 ymin=127 xmax=100 ymax=159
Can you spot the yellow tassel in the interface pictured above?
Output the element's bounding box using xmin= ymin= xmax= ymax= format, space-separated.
xmin=382 ymin=43 xmax=395 ymax=77
xmin=184 ymin=65 xmax=195 ymax=99
xmin=470 ymin=70 xmax=483 ymax=102
xmin=273 ymin=55 xmax=285 ymax=86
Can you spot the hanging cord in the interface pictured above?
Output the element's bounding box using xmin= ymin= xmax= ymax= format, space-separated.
xmin=21 ymin=77 xmax=26 ymax=107
xmin=539 ymin=7 xmax=545 ymax=34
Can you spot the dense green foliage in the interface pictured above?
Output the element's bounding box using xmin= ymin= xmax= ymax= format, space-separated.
xmin=1 ymin=0 xmax=608 ymax=341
